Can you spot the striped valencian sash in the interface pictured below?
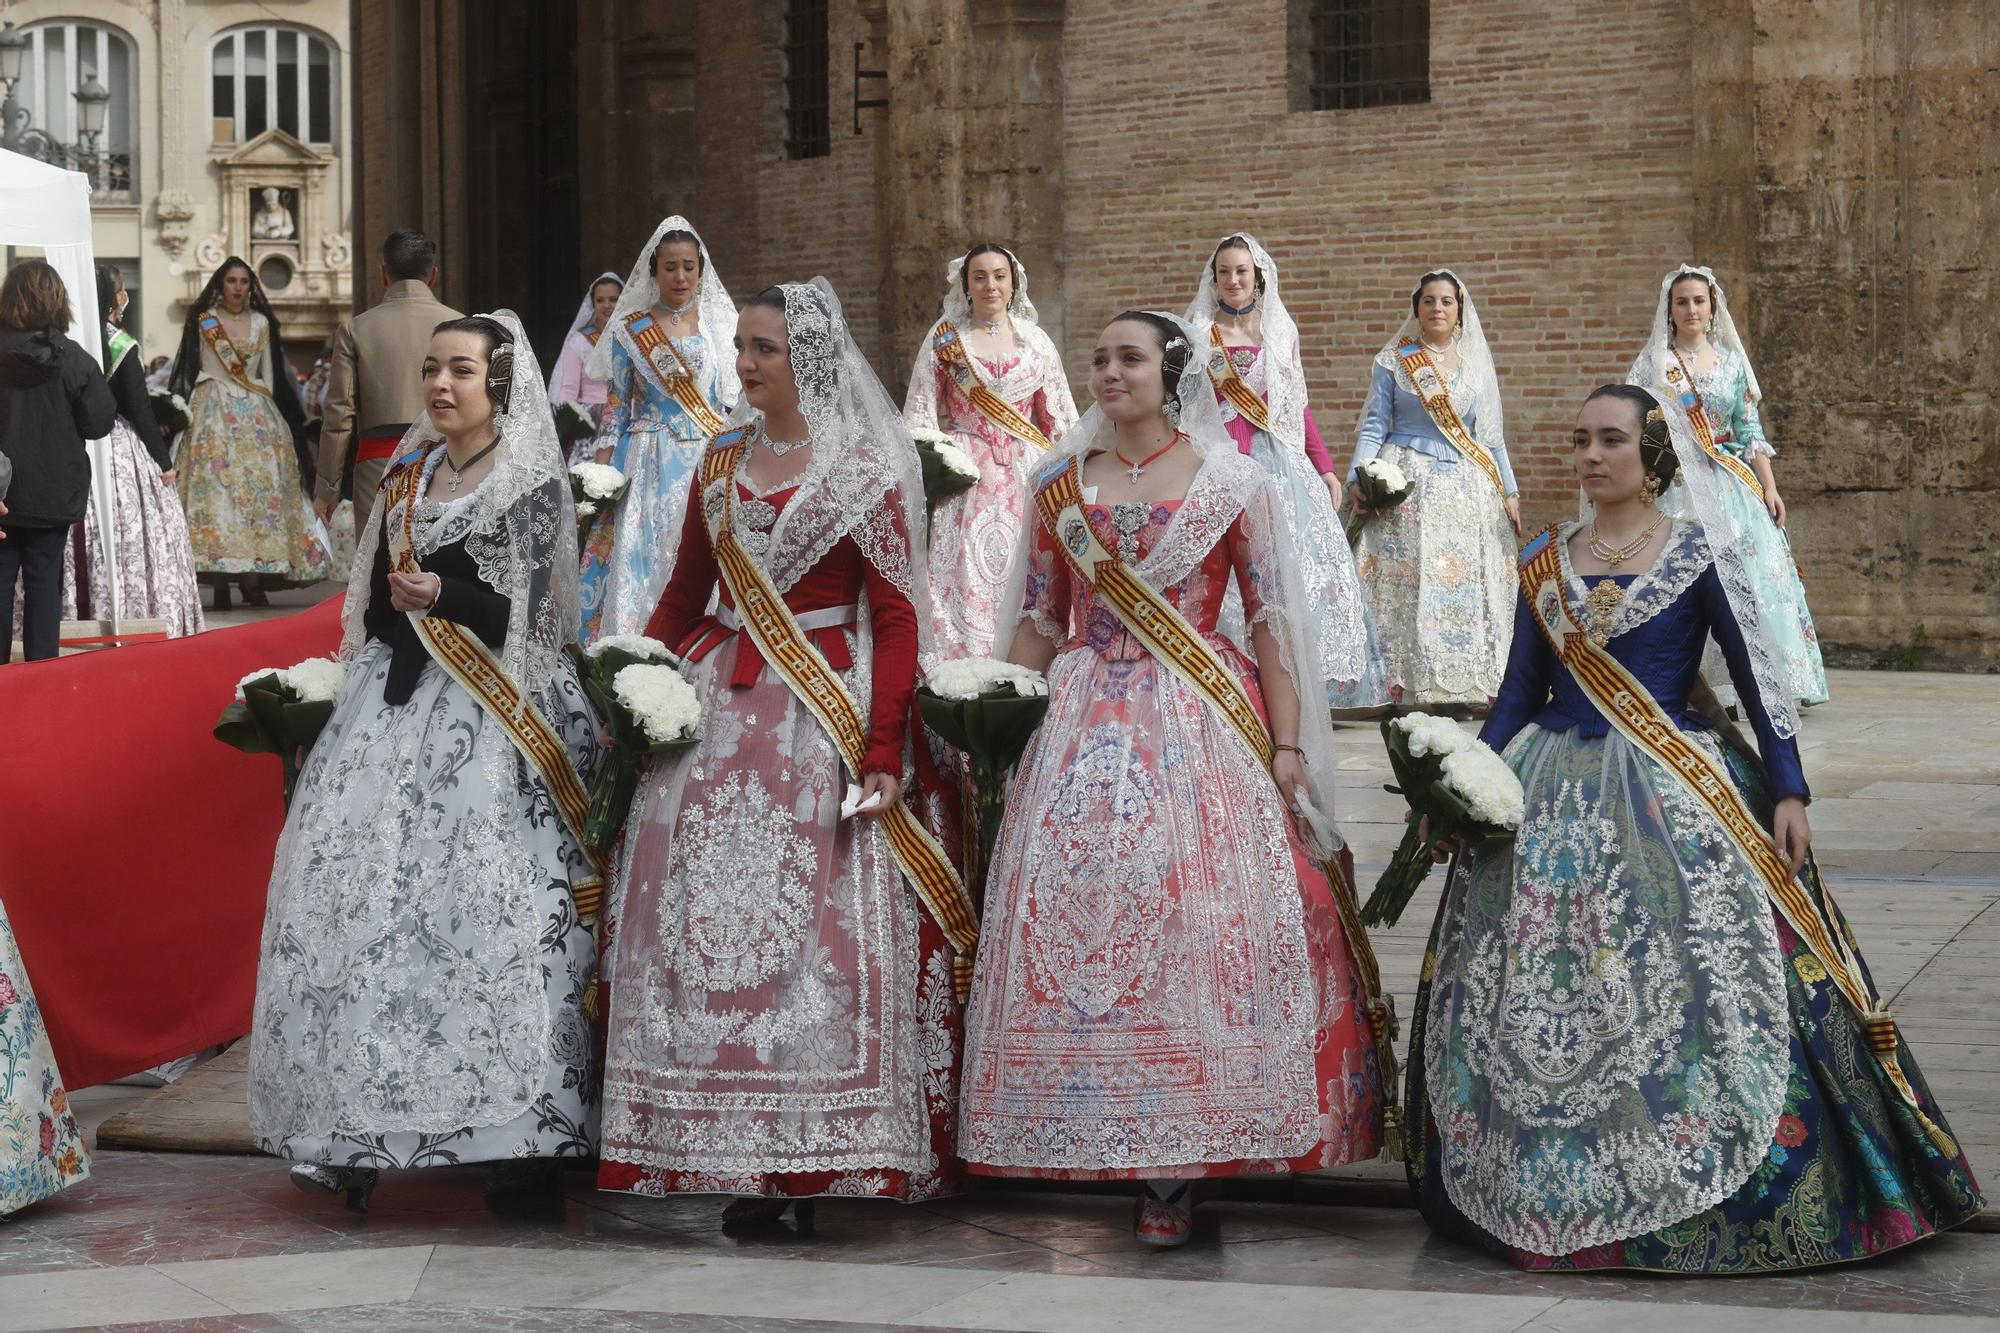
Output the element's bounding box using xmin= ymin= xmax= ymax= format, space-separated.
xmin=1395 ymin=341 xmax=1506 ymax=500
xmin=931 ymin=321 xmax=1052 ymax=451
xmin=197 ymin=311 xmax=269 ymax=397
xmin=1518 ymin=527 xmax=1954 ymax=1152
xmin=383 ymin=455 xmax=607 ymax=919
xmin=1663 ymin=348 xmax=1765 ymax=501
xmin=619 ymin=310 xmax=729 ymax=439
xmin=699 ymin=431 xmax=980 ymax=998
xmin=1032 ymin=457 xmax=1401 ymax=1137
xmin=1204 ymin=325 xmax=1273 ymax=434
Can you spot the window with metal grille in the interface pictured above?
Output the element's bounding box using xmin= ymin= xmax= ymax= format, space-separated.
xmin=783 ymin=0 xmax=830 ymax=160
xmin=1304 ymin=0 xmax=1429 ymax=111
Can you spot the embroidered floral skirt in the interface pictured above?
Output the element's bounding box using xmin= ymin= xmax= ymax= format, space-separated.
xmin=959 ymin=640 xmax=1384 ymax=1180
xmin=597 ymin=630 xmax=962 ymax=1202
xmin=175 ymin=381 xmax=329 ymax=582
xmin=1 ymin=897 xmax=90 ymax=1215
xmin=60 ymin=418 xmax=203 ymax=637
xmin=925 ymin=419 xmax=1037 ymax=662
xmin=1352 ymin=445 xmax=1514 ymax=706
xmin=249 ymin=641 xmax=603 ymax=1168
xmin=583 ymin=427 xmax=704 ymax=645
xmin=1406 ymin=726 xmax=1982 ymax=1272
xmin=1665 ymin=474 xmax=1829 ymax=708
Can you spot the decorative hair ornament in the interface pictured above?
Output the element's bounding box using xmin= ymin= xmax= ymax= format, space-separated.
xmin=487 ymin=342 xmax=517 ymax=414
xmin=1639 ymin=473 xmax=1663 ymax=505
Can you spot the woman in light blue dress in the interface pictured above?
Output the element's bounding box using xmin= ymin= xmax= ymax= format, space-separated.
xmin=1627 ymin=264 xmax=1828 ymax=706
xmin=578 ymin=217 xmax=738 ymax=643
xmin=1347 ymin=270 xmax=1521 ymax=708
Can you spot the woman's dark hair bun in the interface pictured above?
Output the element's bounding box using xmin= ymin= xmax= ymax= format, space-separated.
xmin=1583 ymin=383 xmax=1679 ymax=488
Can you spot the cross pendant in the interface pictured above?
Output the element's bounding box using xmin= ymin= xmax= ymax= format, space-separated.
xmin=1125 ymin=464 xmax=1144 ymax=484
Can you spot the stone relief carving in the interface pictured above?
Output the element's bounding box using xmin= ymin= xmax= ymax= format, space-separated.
xmin=154 ymin=190 xmax=196 ymax=259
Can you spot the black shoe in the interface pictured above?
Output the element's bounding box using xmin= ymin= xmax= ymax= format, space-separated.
xmin=289 ymin=1162 xmax=379 ymax=1213
xmin=721 ymin=1196 xmax=815 ymax=1230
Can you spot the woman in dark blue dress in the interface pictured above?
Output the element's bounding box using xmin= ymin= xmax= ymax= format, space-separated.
xmin=1403 ymin=384 xmax=1981 ymax=1273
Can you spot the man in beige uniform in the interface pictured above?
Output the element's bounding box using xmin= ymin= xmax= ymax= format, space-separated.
xmin=314 ymin=229 xmax=461 ymax=541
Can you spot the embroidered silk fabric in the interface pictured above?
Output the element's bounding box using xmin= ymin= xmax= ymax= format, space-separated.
xmin=904 ymin=250 xmax=1077 ymax=659
xmin=174 ymin=310 xmax=330 ymax=581
xmin=63 ymin=416 xmax=203 ymax=636
xmin=0 ymin=897 xmax=90 ymax=1214
xmin=961 ymin=474 xmax=1382 ymax=1176
xmin=1424 ymin=523 xmax=1800 ymax=1254
xmin=1184 ymin=235 xmax=1384 ymax=701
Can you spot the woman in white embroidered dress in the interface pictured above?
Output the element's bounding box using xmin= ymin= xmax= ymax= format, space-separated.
xmin=904 ymin=243 xmax=1077 ymax=660
xmin=1627 ymin=265 xmax=1827 ymax=707
xmin=1405 ymin=385 xmax=1979 ymax=1272
xmin=250 ymin=314 xmax=602 ymax=1211
xmin=1347 ymin=270 xmax=1519 ymax=710
xmin=1183 ymin=233 xmax=1387 ymax=708
xmin=579 ymin=218 xmax=738 ymax=643
xmin=169 ymin=256 xmax=330 ymax=611
xmin=960 ymin=311 xmax=1385 ymax=1249
xmin=599 ymin=279 xmax=962 ymax=1225
xmin=548 ymin=271 xmax=625 ymax=440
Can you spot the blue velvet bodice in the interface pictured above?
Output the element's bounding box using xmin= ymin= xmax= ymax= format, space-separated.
xmin=1480 ymin=527 xmax=1809 ymax=803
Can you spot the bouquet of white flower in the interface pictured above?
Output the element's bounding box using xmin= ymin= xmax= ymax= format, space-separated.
xmin=569 ymin=460 xmax=629 ymax=551
xmin=1359 ymin=713 xmax=1525 ymax=927
xmin=553 ymin=400 xmax=597 ymax=447
xmin=917 ymin=657 xmax=1050 ymax=883
xmin=214 ymin=656 xmax=348 ymax=806
xmin=1347 ymin=457 xmax=1415 ymax=546
xmin=910 ymin=426 xmax=981 ymax=506
xmin=577 ymin=636 xmax=699 ymax=856
xmin=149 ymin=389 xmax=191 ymax=435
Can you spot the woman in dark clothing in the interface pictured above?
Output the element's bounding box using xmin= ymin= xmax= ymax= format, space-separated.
xmin=0 ymin=260 xmax=116 ymax=662
xmin=63 ymin=264 xmax=202 ymax=636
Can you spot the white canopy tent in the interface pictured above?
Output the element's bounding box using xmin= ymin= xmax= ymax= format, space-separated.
xmin=0 ymin=146 xmax=121 ymax=628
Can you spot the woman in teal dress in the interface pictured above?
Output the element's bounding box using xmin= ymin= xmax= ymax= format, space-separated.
xmin=1403 ymin=384 xmax=1980 ymax=1273
xmin=578 ymin=216 xmax=737 ymax=643
xmin=1628 ymin=265 xmax=1828 ymax=706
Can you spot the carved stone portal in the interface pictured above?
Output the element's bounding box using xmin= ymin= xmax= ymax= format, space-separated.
xmin=184 ymin=128 xmax=353 ymax=345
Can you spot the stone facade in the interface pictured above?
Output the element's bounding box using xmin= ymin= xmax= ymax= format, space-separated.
xmin=350 ymin=0 xmax=1998 ymax=665
xmin=5 ymin=0 xmax=352 ymax=359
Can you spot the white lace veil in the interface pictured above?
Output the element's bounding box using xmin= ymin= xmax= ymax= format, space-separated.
xmin=1374 ymin=268 xmax=1506 ymax=450
xmin=1654 ymin=380 xmax=1799 ymax=739
xmin=340 ymin=309 xmax=581 ymax=712
xmin=939 ymin=244 xmax=1040 ymax=327
xmin=546 ymin=270 xmax=622 ymax=394
xmin=1628 ymin=264 xmax=1763 ymax=404
xmin=724 ymin=278 xmax=935 ymax=655
xmin=585 ymin=216 xmax=741 ymax=408
xmin=1183 ymin=232 xmax=1310 ymax=454
xmin=996 ymin=310 xmax=1342 ymax=815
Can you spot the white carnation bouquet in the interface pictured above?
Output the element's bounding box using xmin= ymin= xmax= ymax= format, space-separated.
xmin=577 ymin=634 xmax=698 ymax=855
xmin=215 ymin=656 xmax=348 ymax=806
xmin=1347 ymin=456 xmax=1415 ymax=546
xmin=911 ymin=426 xmax=981 ymax=506
xmin=917 ymin=657 xmax=1051 ymax=882
xmin=149 ymin=389 xmax=191 ymax=434
xmin=1359 ymin=713 xmax=1525 ymax=927
xmin=568 ymin=460 xmax=629 ymax=549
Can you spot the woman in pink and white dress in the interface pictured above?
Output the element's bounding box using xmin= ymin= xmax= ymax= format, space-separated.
xmin=903 ymin=244 xmax=1076 ymax=660
xmin=546 ymin=271 xmax=624 ymax=449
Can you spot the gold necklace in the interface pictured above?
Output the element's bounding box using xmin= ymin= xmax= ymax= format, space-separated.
xmin=1586 ymin=511 xmax=1664 ymax=568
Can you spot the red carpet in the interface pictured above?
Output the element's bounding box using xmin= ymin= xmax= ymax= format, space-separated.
xmin=1 ymin=597 xmax=343 ymax=1088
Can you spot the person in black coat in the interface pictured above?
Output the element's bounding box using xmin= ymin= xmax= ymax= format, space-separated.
xmin=0 ymin=260 xmax=116 ymax=663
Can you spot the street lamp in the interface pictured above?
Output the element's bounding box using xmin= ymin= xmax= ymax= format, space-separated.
xmin=73 ymin=76 xmax=109 ymax=189
xmin=0 ymin=22 xmax=54 ymax=160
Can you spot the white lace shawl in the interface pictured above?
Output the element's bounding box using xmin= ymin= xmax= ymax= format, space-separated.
xmin=585 ymin=216 xmax=740 ymax=410
xmin=546 ymin=270 xmax=622 ymax=394
xmin=339 ymin=310 xmax=580 ymax=711
xmin=1626 ymin=264 xmax=1764 ymax=407
xmin=1183 ymin=232 xmax=1311 ymax=456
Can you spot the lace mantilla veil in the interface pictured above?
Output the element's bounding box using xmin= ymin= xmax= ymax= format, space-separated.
xmin=1182 ymin=232 xmax=1311 ymax=455
xmin=996 ymin=310 xmax=1343 ymax=820
xmin=1372 ymin=267 xmax=1507 ymax=455
xmin=1627 ymin=263 xmax=1764 ymax=406
xmin=938 ymin=245 xmax=1041 ymax=328
xmin=724 ymin=278 xmax=937 ymax=658
xmin=339 ymin=309 xmax=581 ymax=713
xmin=584 ymin=215 xmax=741 ymax=408
xmin=545 ymin=270 xmax=623 ymax=393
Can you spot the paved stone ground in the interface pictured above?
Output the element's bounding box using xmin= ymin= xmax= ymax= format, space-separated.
xmin=1 ymin=664 xmax=1993 ymax=1331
